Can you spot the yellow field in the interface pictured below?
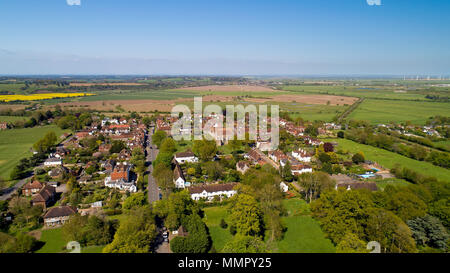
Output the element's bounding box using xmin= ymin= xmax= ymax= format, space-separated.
xmin=0 ymin=93 xmax=94 ymax=102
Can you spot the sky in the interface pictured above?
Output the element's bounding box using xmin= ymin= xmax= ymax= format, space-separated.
xmin=0 ymin=0 xmax=449 ymax=75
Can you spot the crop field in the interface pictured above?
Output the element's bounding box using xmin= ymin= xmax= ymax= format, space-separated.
xmin=0 ymin=125 xmax=68 ymax=179
xmin=346 ymin=99 xmax=450 ymax=125
xmin=326 ymin=138 xmax=450 ymax=182
xmin=0 ymin=93 xmax=94 ymax=102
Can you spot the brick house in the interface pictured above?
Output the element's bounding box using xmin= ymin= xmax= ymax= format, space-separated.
xmin=31 ymin=185 xmax=56 ymax=209
xmin=22 ymin=180 xmax=44 ymax=196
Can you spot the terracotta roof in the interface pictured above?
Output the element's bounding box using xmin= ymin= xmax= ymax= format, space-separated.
xmin=23 ymin=180 xmax=43 ymax=190
xmin=188 ymin=183 xmax=238 ymax=194
xmin=44 ymin=206 xmax=77 ymax=219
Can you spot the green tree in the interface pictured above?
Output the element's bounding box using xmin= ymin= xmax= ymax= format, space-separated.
xmin=352 ymin=152 xmax=365 ymax=164
xmin=152 ymin=130 xmax=167 ymax=148
xmin=228 ymin=194 xmax=263 ymax=237
xmin=160 ymin=138 xmax=177 ymax=154
xmin=122 ymin=192 xmax=147 ymax=210
xmin=407 ymin=215 xmax=449 ymax=251
xmin=336 ymin=233 xmax=368 ymax=253
xmin=222 ymin=235 xmax=267 ymax=253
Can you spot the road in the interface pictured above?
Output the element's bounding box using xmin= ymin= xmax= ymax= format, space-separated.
xmin=0 ymin=177 xmax=29 ymax=201
xmin=146 ymin=126 xmax=161 ymax=204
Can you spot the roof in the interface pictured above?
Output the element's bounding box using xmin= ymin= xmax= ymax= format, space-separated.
xmin=188 ymin=183 xmax=238 ymax=194
xmin=44 ymin=206 xmax=77 ymax=219
xmin=32 ymin=185 xmax=56 ymax=203
xmin=236 ymin=161 xmax=249 ymax=169
xmin=23 ymin=180 xmax=43 ymax=190
xmin=175 ymin=151 xmax=195 ymax=158
xmin=337 ymin=181 xmax=378 ymax=191
xmin=173 ymin=162 xmax=185 ymax=181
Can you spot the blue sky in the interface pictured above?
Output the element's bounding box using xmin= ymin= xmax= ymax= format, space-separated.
xmin=0 ymin=0 xmax=449 ymax=75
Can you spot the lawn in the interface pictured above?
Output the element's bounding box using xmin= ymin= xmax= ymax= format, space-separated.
xmin=35 ymin=228 xmax=105 ymax=253
xmin=0 ymin=125 xmax=68 ymax=179
xmin=203 ymin=205 xmax=233 ymax=253
xmin=326 ymin=138 xmax=450 ymax=182
xmin=36 ymin=228 xmax=67 ymax=253
xmin=346 ymin=99 xmax=450 ymax=125
xmin=276 ymin=198 xmax=335 ymax=253
xmin=375 ymin=178 xmax=412 ymax=190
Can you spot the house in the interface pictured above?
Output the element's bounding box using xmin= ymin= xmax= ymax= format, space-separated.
xmin=245 ymin=148 xmax=276 ymax=168
xmin=188 ymin=183 xmax=238 ymax=201
xmin=44 ymin=158 xmax=62 ymax=167
xmin=101 ymin=159 xmax=116 ymax=173
xmin=31 ymin=185 xmax=56 ymax=209
xmin=291 ymin=164 xmax=313 ymax=176
xmin=48 ymin=165 xmax=69 ymax=179
xmin=280 ymin=182 xmax=289 ymax=193
xmin=236 ymin=161 xmax=250 ymax=174
xmin=174 ymin=162 xmax=187 ymax=189
xmin=43 ymin=206 xmax=77 ymax=227
xmin=118 ymin=149 xmax=131 ymax=161
xmin=335 ymin=181 xmax=378 ymax=192
xmin=0 ymin=122 xmax=8 ymax=130
xmin=291 ymin=149 xmax=312 ymax=163
xmin=22 ymin=180 xmax=43 ymax=196
xmin=268 ymin=150 xmax=287 ymax=164
xmin=174 ymin=151 xmax=198 ymax=164
xmin=104 ymin=162 xmax=137 ymax=192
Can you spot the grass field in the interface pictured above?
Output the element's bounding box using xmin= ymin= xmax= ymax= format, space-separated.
xmin=0 ymin=116 xmax=28 ymax=123
xmin=203 ymin=206 xmax=233 ymax=253
xmin=0 ymin=125 xmax=68 ymax=179
xmin=36 ymin=228 xmax=67 ymax=253
xmin=346 ymin=99 xmax=450 ymax=125
xmin=326 ymin=138 xmax=450 ymax=182
xmin=276 ymin=198 xmax=335 ymax=253
xmin=35 ymin=228 xmax=105 ymax=253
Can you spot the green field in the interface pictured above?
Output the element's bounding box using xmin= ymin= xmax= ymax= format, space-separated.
xmin=35 ymin=228 xmax=104 ymax=253
xmin=203 ymin=206 xmax=233 ymax=252
xmin=36 ymin=228 xmax=67 ymax=253
xmin=276 ymin=198 xmax=335 ymax=253
xmin=346 ymin=99 xmax=450 ymax=125
xmin=326 ymin=138 xmax=450 ymax=182
xmin=0 ymin=125 xmax=68 ymax=179
xmin=0 ymin=116 xmax=29 ymax=123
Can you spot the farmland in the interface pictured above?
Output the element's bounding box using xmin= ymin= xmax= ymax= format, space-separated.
xmin=325 ymin=138 xmax=450 ymax=182
xmin=0 ymin=93 xmax=94 ymax=102
xmin=346 ymin=99 xmax=450 ymax=125
xmin=0 ymin=125 xmax=68 ymax=179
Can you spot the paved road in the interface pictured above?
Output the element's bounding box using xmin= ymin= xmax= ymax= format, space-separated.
xmin=147 ymin=127 xmax=161 ymax=204
xmin=0 ymin=177 xmax=29 ymax=201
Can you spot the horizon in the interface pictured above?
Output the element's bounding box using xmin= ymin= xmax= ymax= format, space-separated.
xmin=1 ymin=0 xmax=449 ymax=75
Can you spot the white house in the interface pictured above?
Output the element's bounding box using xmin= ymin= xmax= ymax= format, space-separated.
xmin=104 ymin=177 xmax=137 ymax=193
xmin=280 ymin=182 xmax=289 ymax=193
xmin=292 ymin=149 xmax=312 ymax=163
xmin=43 ymin=206 xmax=77 ymax=227
xmin=174 ymin=151 xmax=198 ymax=164
xmin=44 ymin=158 xmax=62 ymax=167
xmin=174 ymin=162 xmax=188 ymax=189
xmin=291 ymin=164 xmax=313 ymax=176
xmin=188 ymin=183 xmax=238 ymax=201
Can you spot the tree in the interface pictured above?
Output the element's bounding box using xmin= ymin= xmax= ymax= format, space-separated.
xmin=298 ymin=172 xmax=335 ymax=203
xmin=103 ymin=207 xmax=157 ymax=253
xmin=336 ymin=233 xmax=368 ymax=253
xmin=228 ymin=194 xmax=263 ymax=237
xmin=281 ymin=161 xmax=294 ymax=182
xmin=160 ymin=138 xmax=177 ymax=154
xmin=337 ymin=131 xmax=345 ymax=138
xmin=110 ymin=140 xmax=126 ymax=154
xmin=153 ymin=164 xmax=174 ymax=198
xmin=352 ymin=152 xmax=365 ymax=164
xmin=170 ymin=214 xmax=210 ymax=253
xmin=122 ymin=192 xmax=147 ymax=210
xmin=364 ymin=208 xmax=417 ymax=253
xmin=152 ymin=130 xmax=167 ymax=148
xmin=33 ymin=131 xmax=57 ymax=154
xmin=311 ymin=189 xmax=373 ymax=244
xmin=193 ymin=140 xmax=217 ymax=161
xmin=385 ymin=190 xmax=427 ymax=221
xmin=222 ymin=235 xmax=267 ymax=253
xmin=407 ymin=215 xmax=449 ymax=251
xmin=323 ymin=142 xmax=334 ymax=153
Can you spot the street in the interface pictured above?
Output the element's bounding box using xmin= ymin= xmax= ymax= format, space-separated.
xmin=146 ymin=126 xmax=161 ymax=204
